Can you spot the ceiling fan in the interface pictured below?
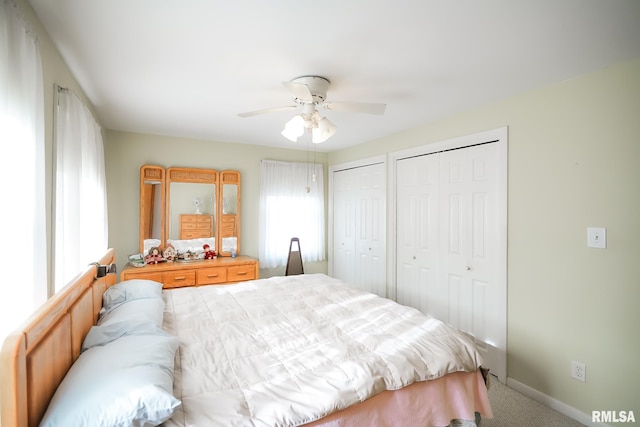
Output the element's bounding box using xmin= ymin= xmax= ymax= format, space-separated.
xmin=237 ymin=76 xmax=386 ymax=143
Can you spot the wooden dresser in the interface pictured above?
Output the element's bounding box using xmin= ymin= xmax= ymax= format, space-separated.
xmin=179 ymin=214 xmax=213 ymax=240
xmin=120 ymin=255 xmax=259 ymax=289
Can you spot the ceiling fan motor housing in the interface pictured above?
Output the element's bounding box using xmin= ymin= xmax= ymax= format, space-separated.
xmin=292 ymin=76 xmax=330 ymax=104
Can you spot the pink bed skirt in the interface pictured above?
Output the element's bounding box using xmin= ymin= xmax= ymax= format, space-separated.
xmin=303 ymin=370 xmax=493 ymax=427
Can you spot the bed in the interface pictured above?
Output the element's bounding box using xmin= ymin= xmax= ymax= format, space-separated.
xmin=0 ymin=249 xmax=492 ymax=427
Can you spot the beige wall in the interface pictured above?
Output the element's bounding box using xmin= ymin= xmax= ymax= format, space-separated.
xmin=328 ymin=58 xmax=640 ymax=418
xmin=103 ymin=132 xmax=329 ymax=276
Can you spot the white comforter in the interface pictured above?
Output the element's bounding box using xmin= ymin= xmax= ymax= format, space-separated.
xmin=161 ymin=274 xmax=483 ymax=427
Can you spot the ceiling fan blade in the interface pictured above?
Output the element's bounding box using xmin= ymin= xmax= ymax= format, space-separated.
xmin=237 ymin=105 xmax=298 ymax=118
xmin=322 ymin=102 xmax=386 ymax=115
xmin=282 ymin=81 xmax=314 ymax=102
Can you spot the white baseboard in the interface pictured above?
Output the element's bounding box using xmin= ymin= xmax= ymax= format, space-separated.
xmin=506 ymin=377 xmax=609 ymax=427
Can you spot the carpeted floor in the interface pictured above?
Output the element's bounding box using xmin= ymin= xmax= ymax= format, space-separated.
xmin=481 ymin=377 xmax=585 ymax=427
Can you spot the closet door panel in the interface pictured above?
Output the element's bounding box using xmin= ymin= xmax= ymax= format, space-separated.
xmin=333 ymin=162 xmax=386 ymax=296
xmin=395 ymin=155 xmax=439 ymax=314
xmin=354 ymin=165 xmax=386 ymax=296
xmin=438 ymin=143 xmax=499 ymax=340
xmin=333 ymin=172 xmax=357 ymax=285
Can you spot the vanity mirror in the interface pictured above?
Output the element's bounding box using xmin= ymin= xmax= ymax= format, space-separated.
xmin=139 ymin=165 xmax=165 ymax=253
xmin=219 ymin=170 xmax=241 ymax=257
xmin=138 ymin=165 xmax=242 ymax=257
xmin=166 ymin=167 xmax=218 ymax=255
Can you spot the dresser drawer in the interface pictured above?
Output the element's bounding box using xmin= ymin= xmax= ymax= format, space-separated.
xmin=196 ymin=216 xmax=212 ymax=225
xmin=227 ymin=265 xmax=255 ymax=282
xmin=163 ymin=270 xmax=196 ymax=288
xmin=181 ymin=230 xmax=211 ymax=239
xmin=197 ymin=266 xmax=227 ymax=285
xmin=121 ymin=271 xmax=164 ymax=283
xmin=181 ymin=215 xmax=197 ymax=224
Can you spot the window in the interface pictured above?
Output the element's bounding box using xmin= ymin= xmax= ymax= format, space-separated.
xmin=259 ymin=160 xmax=325 ymax=269
xmin=0 ymin=0 xmax=46 ymax=341
xmin=54 ymin=88 xmax=108 ymax=291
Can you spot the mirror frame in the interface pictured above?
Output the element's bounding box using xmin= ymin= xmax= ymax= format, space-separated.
xmin=139 ymin=165 xmax=166 ymax=253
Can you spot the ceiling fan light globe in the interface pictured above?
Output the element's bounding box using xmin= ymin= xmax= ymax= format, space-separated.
xmin=312 ymin=117 xmax=337 ymax=143
xmin=321 ymin=116 xmax=337 ymax=135
xmin=294 ymin=114 xmax=306 ymax=127
xmin=285 ymin=115 xmax=305 ymax=131
xmin=322 ymin=117 xmax=337 ymax=134
xmin=281 ymin=127 xmax=300 ymax=142
xmin=282 ymin=115 xmax=306 ymax=141
xmin=311 ymin=127 xmax=324 ymax=143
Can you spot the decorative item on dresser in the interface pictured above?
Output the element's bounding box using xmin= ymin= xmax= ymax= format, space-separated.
xmin=120 ymin=255 xmax=259 ymax=288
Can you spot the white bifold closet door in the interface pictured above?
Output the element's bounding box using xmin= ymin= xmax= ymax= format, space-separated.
xmin=333 ymin=162 xmax=386 ymax=297
xmin=396 ymin=141 xmax=505 ymax=382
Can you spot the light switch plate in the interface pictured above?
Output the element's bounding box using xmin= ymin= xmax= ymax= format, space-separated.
xmin=587 ymin=227 xmax=606 ymax=249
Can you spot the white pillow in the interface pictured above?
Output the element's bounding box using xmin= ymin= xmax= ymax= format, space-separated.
xmin=102 ymin=279 xmax=163 ymax=311
xmin=82 ymin=319 xmax=166 ymax=352
xmin=98 ymin=297 xmax=164 ymax=329
xmin=39 ymin=334 xmax=180 ymax=427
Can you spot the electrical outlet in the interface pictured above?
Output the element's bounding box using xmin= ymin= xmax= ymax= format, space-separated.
xmin=571 ymin=361 xmax=586 ymax=382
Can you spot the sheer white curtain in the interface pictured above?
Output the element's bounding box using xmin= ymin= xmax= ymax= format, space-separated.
xmin=0 ymin=0 xmax=46 ymax=341
xmin=259 ymin=160 xmax=325 ymax=269
xmin=54 ymin=88 xmax=108 ymax=291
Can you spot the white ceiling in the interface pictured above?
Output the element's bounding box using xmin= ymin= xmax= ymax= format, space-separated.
xmin=28 ymin=0 xmax=640 ymax=152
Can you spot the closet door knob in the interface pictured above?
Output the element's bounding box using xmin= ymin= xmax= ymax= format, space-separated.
xmin=466 ymin=266 xmax=471 ymax=271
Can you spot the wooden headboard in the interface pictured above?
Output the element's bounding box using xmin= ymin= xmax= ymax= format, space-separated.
xmin=0 ymin=249 xmax=117 ymax=427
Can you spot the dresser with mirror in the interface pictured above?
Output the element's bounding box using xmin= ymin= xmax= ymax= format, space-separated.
xmin=121 ymin=165 xmax=258 ymax=288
